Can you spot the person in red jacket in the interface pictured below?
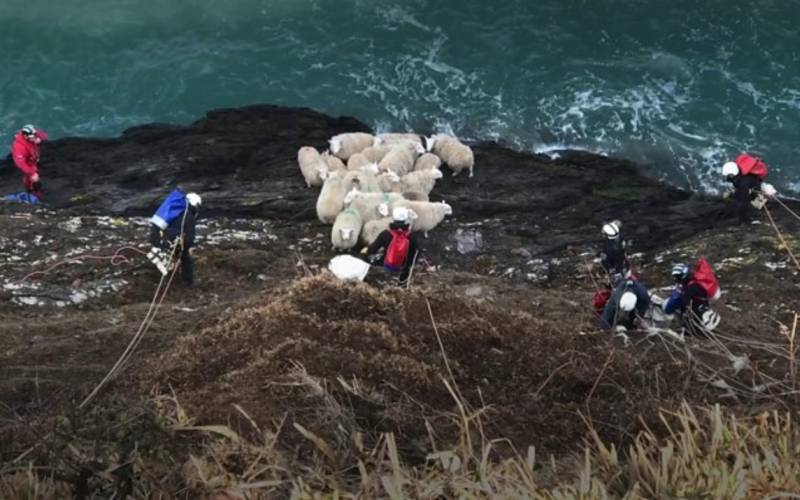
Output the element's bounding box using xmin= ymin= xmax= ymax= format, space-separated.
xmin=12 ymin=124 xmax=48 ymax=199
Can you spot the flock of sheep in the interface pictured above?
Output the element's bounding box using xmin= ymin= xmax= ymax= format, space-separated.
xmin=296 ymin=132 xmax=475 ymax=251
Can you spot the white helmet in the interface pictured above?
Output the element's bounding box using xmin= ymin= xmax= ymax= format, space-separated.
xmin=392 ymin=206 xmax=410 ymax=222
xmin=601 ymin=221 xmax=620 ymax=239
xmin=722 ymin=162 xmax=739 ymax=177
xmin=21 ymin=124 xmax=36 ymax=137
xmin=701 ymin=309 xmax=720 ymax=331
xmin=186 ymin=192 xmax=202 ymax=207
xmin=619 ymin=291 xmax=637 ymax=312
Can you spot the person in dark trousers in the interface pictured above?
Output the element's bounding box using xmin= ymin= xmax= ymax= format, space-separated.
xmin=148 ymin=190 xmax=202 ymax=286
xmin=365 ymin=207 xmax=420 ymax=284
xmin=598 ymin=220 xmax=628 ymax=286
xmin=722 ymin=160 xmax=763 ymax=224
xmin=663 ymin=263 xmax=720 ymax=334
xmin=600 ymin=278 xmax=651 ymax=331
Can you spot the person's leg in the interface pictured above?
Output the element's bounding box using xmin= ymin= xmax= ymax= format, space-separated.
xmin=734 ymin=187 xmax=751 ymax=224
xmin=181 ymin=250 xmax=194 ymax=286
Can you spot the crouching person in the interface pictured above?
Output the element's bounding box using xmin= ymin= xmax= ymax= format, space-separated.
xmin=600 ymin=278 xmax=651 ymax=332
xmin=148 ymin=189 xmax=202 ymax=287
xmin=664 ymin=259 xmax=721 ymax=335
xmin=365 ymin=207 xmax=420 ymax=285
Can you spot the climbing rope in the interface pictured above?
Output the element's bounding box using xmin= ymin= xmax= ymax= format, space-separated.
xmin=764 ymin=204 xmax=800 ymax=273
xmin=80 ymin=206 xmax=192 ymax=408
xmin=772 ymin=195 xmax=800 ymax=223
xmin=14 ymin=246 xmax=149 ymax=284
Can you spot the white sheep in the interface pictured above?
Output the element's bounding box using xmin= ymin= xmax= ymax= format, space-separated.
xmin=392 ymin=168 xmax=443 ymax=195
xmin=297 ymin=146 xmax=328 ymax=187
xmin=378 ymin=145 xmax=418 ymax=176
xmin=360 ymin=217 xmax=392 ymax=245
xmin=344 ymin=190 xmax=405 ymax=223
xmin=331 ymin=207 xmax=363 ymax=250
xmin=401 ymin=191 xmax=429 ymax=202
xmin=321 ymin=151 xmax=347 ymax=173
xmin=375 ymin=133 xmax=423 ymax=148
xmin=395 ymin=200 xmax=453 ymax=235
xmin=329 ymin=132 xmax=374 ymax=160
xmin=426 ymin=134 xmax=474 ymax=177
xmin=347 ymin=152 xmax=370 ymax=171
xmin=413 ymin=152 xmax=443 ymax=172
xmin=316 ymin=171 xmax=348 ymax=224
xmin=361 ymin=145 xmax=392 ymax=164
xmin=342 ymin=165 xmax=392 ymax=193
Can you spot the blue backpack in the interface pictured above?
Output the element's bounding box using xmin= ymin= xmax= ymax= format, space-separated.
xmin=150 ymin=189 xmax=188 ymax=229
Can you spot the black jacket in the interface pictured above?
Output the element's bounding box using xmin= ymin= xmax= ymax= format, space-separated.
xmin=367 ymin=221 xmax=420 ymax=281
xmin=599 ymin=237 xmax=627 ymax=276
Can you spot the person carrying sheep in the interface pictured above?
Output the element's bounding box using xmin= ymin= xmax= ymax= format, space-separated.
xmin=363 ymin=207 xmax=421 ymax=285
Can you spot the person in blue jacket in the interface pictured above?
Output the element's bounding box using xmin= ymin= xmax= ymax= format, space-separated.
xmin=600 ymin=278 xmax=651 ymax=331
xmin=147 ymin=190 xmax=202 ymax=286
xmin=663 ymin=263 xmax=720 ymax=334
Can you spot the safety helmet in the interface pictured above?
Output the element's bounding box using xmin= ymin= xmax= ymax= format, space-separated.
xmin=601 ymin=221 xmax=620 ymax=239
xmin=701 ymin=309 xmax=720 ymax=331
xmin=392 ymin=206 xmax=410 ymax=222
xmin=21 ymin=124 xmax=36 ymax=137
xmin=186 ymin=192 xmax=202 ymax=207
xmin=619 ymin=291 xmax=637 ymax=312
xmin=671 ymin=263 xmax=689 ymax=280
xmin=722 ymin=162 xmax=739 ymax=177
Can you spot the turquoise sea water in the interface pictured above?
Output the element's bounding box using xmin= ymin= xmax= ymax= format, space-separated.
xmin=1 ymin=0 xmax=799 ymax=193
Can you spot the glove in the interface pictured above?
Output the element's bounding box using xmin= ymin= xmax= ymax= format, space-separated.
xmin=721 ymin=191 xmax=731 ymax=200
xmin=360 ymin=247 xmax=368 ymax=255
xmin=31 ymin=173 xmax=40 ymax=183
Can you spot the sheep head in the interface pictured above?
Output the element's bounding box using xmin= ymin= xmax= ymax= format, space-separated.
xmin=318 ymin=165 xmax=331 ymax=180
xmin=407 ymin=209 xmax=419 ymax=221
xmin=424 ymin=135 xmax=436 ymax=152
xmin=329 ymin=137 xmax=342 ymax=155
xmin=340 ymin=228 xmax=354 ymax=241
xmin=343 ymin=187 xmax=361 ymax=205
xmin=439 ymin=201 xmax=453 ymax=216
xmin=383 ymin=170 xmax=400 ymax=183
xmin=364 ymin=162 xmax=380 ymax=174
xmin=431 ymin=168 xmax=444 ymax=180
xmin=377 ymin=203 xmax=390 ymax=217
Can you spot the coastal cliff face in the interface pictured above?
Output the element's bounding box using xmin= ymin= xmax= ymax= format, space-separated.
xmin=1 ymin=106 xmax=799 ymax=495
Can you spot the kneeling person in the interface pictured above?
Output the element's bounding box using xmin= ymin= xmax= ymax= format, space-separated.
xmin=366 ymin=207 xmax=420 ymax=284
xmin=600 ymin=278 xmax=651 ymax=331
xmin=148 ymin=189 xmax=202 ymax=286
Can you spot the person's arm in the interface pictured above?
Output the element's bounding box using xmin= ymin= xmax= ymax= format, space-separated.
xmin=663 ymin=286 xmax=685 ymax=314
xmin=367 ymin=230 xmax=391 ymax=256
xmin=182 ymin=211 xmax=196 ymax=248
xmin=12 ymin=145 xmax=37 ymax=176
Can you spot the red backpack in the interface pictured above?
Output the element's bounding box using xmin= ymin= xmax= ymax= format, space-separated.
xmin=384 ymin=229 xmax=411 ymax=272
xmin=735 ymin=153 xmax=768 ymax=180
xmin=592 ymin=289 xmax=612 ymax=316
xmin=688 ymin=257 xmax=720 ymax=299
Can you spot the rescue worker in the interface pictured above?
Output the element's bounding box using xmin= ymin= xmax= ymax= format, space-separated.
xmin=364 ymin=207 xmax=421 ymax=284
xmin=722 ymin=154 xmax=768 ymax=224
xmin=11 ymin=124 xmax=48 ymax=200
xmin=598 ymin=220 xmax=628 ymax=285
xmin=148 ymin=189 xmax=202 ymax=287
xmin=600 ymin=277 xmax=651 ymax=331
xmin=663 ymin=260 xmax=721 ymax=335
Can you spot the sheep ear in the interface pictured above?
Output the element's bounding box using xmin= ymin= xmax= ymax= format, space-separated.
xmin=330 ymin=138 xmax=342 ymax=154
xmin=378 ymin=203 xmax=389 ymax=217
